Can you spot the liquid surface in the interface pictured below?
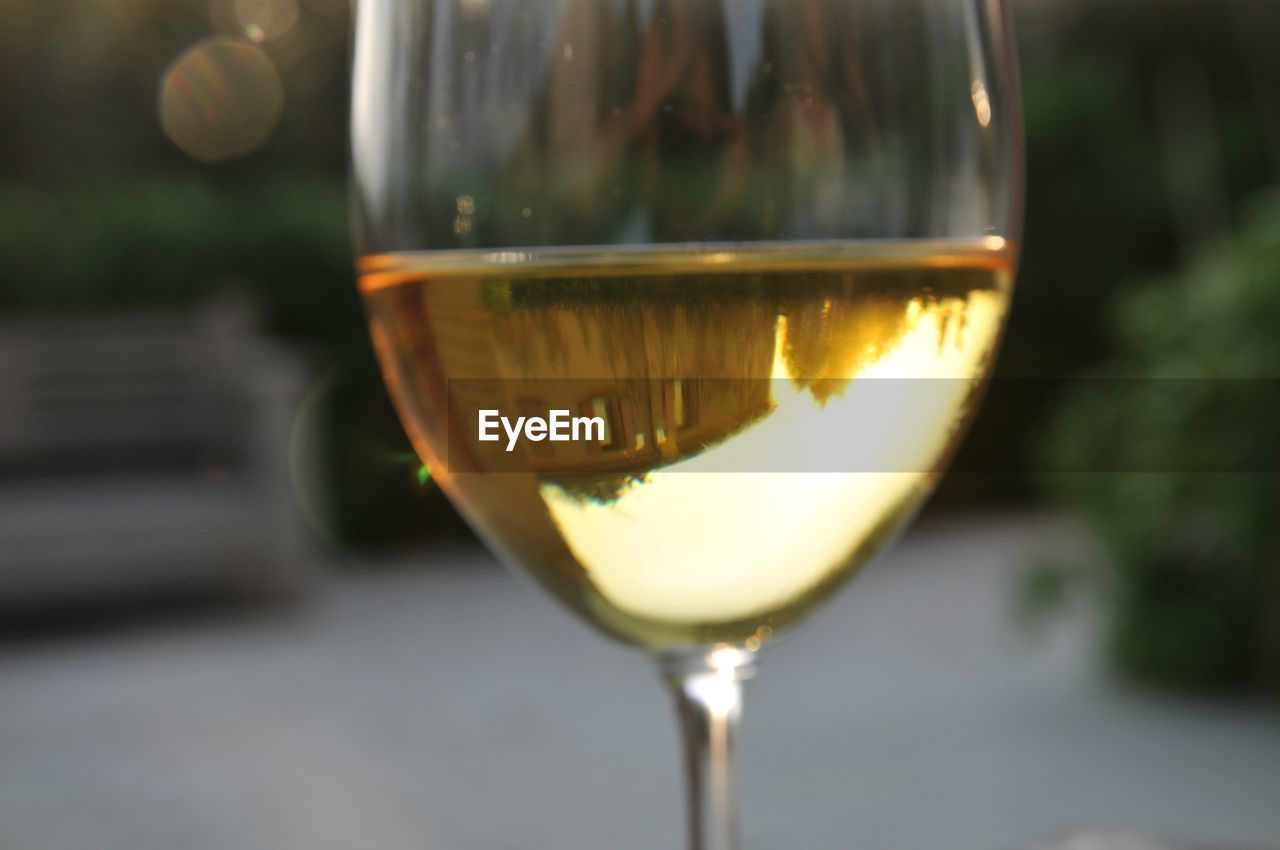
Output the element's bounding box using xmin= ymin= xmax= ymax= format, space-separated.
xmin=360 ymin=241 xmax=1013 ymax=648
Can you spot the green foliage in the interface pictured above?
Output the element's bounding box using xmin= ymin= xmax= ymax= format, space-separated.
xmin=0 ymin=178 xmax=341 ymax=318
xmin=942 ymin=0 xmax=1276 ymax=506
xmin=1040 ymin=193 xmax=1280 ymax=695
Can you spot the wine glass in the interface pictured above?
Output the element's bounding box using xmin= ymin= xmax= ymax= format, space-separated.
xmin=351 ymin=0 xmax=1020 ymax=845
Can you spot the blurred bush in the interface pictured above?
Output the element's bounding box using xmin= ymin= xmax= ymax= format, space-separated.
xmin=941 ymin=0 xmax=1276 ymax=504
xmin=1039 ymin=192 xmax=1280 ymax=696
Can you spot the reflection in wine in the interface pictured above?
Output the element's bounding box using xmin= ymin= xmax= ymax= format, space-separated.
xmin=361 ymin=240 xmax=1013 ymax=648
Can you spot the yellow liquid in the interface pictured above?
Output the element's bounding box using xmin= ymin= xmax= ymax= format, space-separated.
xmin=360 ymin=241 xmax=1014 ymax=649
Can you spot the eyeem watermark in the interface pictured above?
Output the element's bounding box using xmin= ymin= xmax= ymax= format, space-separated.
xmin=478 ymin=409 xmax=606 ymax=452
xmin=450 ymin=378 xmax=1280 ymax=473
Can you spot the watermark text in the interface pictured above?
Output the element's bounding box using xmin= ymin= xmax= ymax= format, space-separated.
xmin=478 ymin=409 xmax=606 ymax=452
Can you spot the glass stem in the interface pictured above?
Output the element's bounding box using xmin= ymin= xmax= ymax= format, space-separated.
xmin=660 ymin=646 xmax=757 ymax=850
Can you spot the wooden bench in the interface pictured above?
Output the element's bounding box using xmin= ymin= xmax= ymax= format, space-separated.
xmin=0 ymin=301 xmax=317 ymax=607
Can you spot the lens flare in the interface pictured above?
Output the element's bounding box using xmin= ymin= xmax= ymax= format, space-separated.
xmin=159 ymin=37 xmax=284 ymax=164
xmin=288 ymin=366 xmax=341 ymax=547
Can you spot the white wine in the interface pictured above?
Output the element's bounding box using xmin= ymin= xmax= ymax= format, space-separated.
xmin=360 ymin=241 xmax=1013 ymax=648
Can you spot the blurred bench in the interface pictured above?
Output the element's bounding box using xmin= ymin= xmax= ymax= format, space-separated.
xmin=0 ymin=300 xmax=317 ymax=608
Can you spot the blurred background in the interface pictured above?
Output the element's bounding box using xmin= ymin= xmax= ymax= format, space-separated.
xmin=1 ymin=0 xmax=1279 ymax=849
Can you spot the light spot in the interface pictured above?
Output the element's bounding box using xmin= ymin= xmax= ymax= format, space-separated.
xmin=708 ymin=645 xmax=752 ymax=676
xmin=234 ymin=0 xmax=299 ymax=42
xmin=971 ymin=80 xmax=992 ymax=128
xmin=160 ymin=37 xmax=284 ymax=164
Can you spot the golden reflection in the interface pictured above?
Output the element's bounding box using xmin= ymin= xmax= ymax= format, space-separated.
xmin=536 ymin=266 xmax=1002 ymax=624
xmin=159 ymin=37 xmax=284 ymax=164
xmin=360 ymin=242 xmax=1012 ymax=645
